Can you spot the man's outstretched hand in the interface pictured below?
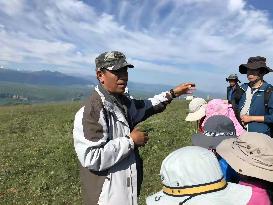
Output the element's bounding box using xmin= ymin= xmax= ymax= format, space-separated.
xmin=172 ymin=83 xmax=196 ymax=97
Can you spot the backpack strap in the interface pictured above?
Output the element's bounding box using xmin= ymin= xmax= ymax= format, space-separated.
xmin=264 ymin=86 xmax=273 ymax=113
xmin=234 ymin=85 xmax=245 ymax=103
xmin=232 ymin=84 xmax=247 ymax=125
xmin=264 ymin=86 xmax=273 ymax=137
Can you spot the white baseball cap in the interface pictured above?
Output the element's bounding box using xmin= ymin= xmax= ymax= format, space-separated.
xmin=146 ymin=146 xmax=252 ymax=205
xmin=185 ymin=98 xmax=207 ymax=121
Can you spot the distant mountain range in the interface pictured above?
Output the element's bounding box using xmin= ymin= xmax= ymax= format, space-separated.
xmin=0 ymin=68 xmax=224 ymax=100
xmin=0 ymin=69 xmax=93 ymax=86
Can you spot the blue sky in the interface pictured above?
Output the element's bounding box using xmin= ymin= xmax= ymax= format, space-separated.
xmin=0 ymin=0 xmax=273 ymax=92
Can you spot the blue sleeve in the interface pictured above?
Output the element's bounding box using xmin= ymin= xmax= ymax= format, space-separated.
xmin=264 ymin=92 xmax=273 ymax=123
xmin=219 ymin=158 xmax=239 ymax=182
xmin=219 ymin=158 xmax=228 ymax=180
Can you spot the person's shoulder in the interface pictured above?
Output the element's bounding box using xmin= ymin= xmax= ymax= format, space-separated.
xmin=239 ymin=83 xmax=248 ymax=91
xmin=84 ymin=90 xmax=104 ymax=111
xmin=263 ymin=82 xmax=273 ymax=100
xmin=240 ymin=83 xmax=248 ymax=87
xmin=259 ymin=82 xmax=273 ymax=94
xmin=90 ymin=90 xmax=102 ymax=102
xmin=264 ymin=81 xmax=273 ymax=89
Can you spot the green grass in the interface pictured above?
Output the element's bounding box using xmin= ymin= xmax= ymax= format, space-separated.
xmin=0 ymin=100 xmax=195 ymax=205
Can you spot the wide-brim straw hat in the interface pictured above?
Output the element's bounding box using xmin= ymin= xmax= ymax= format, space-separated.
xmin=217 ymin=132 xmax=273 ymax=182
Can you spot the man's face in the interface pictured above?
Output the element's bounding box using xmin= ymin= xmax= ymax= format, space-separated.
xmin=228 ymin=80 xmax=236 ymax=87
xmin=97 ymin=67 xmax=128 ymax=94
xmin=247 ymin=69 xmax=262 ymax=83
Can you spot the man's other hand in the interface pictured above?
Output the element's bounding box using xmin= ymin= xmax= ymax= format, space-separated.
xmin=130 ymin=127 xmax=149 ymax=146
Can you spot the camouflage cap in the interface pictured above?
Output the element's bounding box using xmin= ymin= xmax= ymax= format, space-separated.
xmin=95 ymin=51 xmax=134 ymax=71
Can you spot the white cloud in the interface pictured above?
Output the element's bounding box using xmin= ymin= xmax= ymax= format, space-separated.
xmin=228 ymin=0 xmax=245 ymax=12
xmin=0 ymin=0 xmax=24 ymax=16
xmin=0 ymin=0 xmax=273 ymax=92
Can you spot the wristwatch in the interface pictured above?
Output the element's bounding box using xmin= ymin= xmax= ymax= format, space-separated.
xmin=169 ymin=89 xmax=176 ymax=98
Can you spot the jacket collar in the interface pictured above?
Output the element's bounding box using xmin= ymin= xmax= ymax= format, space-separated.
xmin=241 ymin=81 xmax=269 ymax=92
xmin=95 ymin=84 xmax=130 ymax=126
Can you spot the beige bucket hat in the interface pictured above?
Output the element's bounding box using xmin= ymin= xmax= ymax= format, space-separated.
xmin=217 ymin=132 xmax=273 ymax=182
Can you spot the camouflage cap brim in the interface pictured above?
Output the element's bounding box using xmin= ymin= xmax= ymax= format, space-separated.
xmin=109 ymin=60 xmax=134 ymax=71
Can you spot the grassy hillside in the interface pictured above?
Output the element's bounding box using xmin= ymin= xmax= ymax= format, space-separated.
xmin=0 ymin=100 xmax=195 ymax=205
xmin=0 ymin=81 xmax=92 ymax=105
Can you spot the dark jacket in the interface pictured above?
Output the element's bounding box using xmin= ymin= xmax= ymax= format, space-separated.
xmin=227 ymin=84 xmax=243 ymax=111
xmin=238 ymin=82 xmax=273 ymax=136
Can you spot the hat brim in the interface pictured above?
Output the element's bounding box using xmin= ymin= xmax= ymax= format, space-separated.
xmin=217 ymin=138 xmax=273 ymax=182
xmin=146 ymin=182 xmax=251 ymax=205
xmin=192 ymin=133 xmax=237 ymax=149
xmin=226 ymin=78 xmax=241 ymax=83
xmin=112 ymin=62 xmax=134 ymax=70
xmin=185 ymin=105 xmax=206 ymax=121
xmin=239 ymin=64 xmax=272 ymax=74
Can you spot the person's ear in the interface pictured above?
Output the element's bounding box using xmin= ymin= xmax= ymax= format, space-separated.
xmin=96 ymin=70 xmax=104 ymax=84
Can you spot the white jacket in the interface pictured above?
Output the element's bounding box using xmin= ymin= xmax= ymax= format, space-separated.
xmin=73 ymin=85 xmax=172 ymax=205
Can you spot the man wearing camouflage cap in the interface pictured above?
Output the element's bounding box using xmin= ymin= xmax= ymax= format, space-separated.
xmin=73 ymin=51 xmax=195 ymax=205
xmin=237 ymin=56 xmax=273 ymax=136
